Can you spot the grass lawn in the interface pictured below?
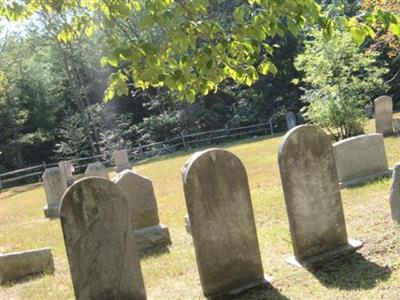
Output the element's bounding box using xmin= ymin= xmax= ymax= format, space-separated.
xmin=1 ymin=118 xmax=399 ymax=299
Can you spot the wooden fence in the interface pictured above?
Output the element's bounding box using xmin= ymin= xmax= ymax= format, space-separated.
xmin=0 ymin=120 xmax=280 ymax=188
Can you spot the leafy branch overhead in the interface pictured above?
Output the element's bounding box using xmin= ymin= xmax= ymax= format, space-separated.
xmin=1 ymin=0 xmax=399 ymax=101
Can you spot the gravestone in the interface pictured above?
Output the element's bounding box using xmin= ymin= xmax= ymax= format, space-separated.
xmin=60 ymin=178 xmax=146 ymax=300
xmin=43 ymin=167 xmax=68 ymax=218
xmin=0 ymin=248 xmax=54 ymax=283
xmin=285 ymin=111 xmax=297 ymax=130
xmin=182 ymin=149 xmax=268 ymax=297
xmin=333 ymin=133 xmax=392 ymax=188
xmin=393 ymin=118 xmax=400 ymax=133
xmin=374 ymin=96 xmax=393 ymax=135
xmin=390 ymin=163 xmax=400 ymax=222
xmin=113 ymin=170 xmax=171 ymax=251
xmin=84 ymin=162 xmax=109 ymax=179
xmin=113 ymin=149 xmax=132 ymax=173
xmin=58 ymin=160 xmax=75 ymax=186
xmin=278 ymin=125 xmax=362 ymax=267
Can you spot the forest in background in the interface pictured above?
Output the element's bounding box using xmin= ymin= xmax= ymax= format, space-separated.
xmin=0 ymin=0 xmax=399 ymax=173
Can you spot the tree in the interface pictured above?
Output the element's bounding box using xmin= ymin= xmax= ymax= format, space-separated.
xmin=1 ymin=1 xmax=398 ymax=101
xmin=295 ymin=28 xmax=388 ymax=140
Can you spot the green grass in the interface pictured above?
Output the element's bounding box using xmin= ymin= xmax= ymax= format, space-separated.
xmin=1 ymin=119 xmax=399 ymax=299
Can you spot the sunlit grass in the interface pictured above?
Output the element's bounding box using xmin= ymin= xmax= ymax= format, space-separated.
xmin=0 ymin=118 xmax=399 ymax=299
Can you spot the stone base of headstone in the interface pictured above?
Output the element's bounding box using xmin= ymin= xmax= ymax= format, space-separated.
xmin=116 ymin=163 xmax=132 ymax=173
xmin=0 ymin=248 xmax=54 ymax=283
xmin=285 ymin=239 xmax=363 ymax=268
xmin=184 ymin=214 xmax=191 ymax=234
xmin=339 ymin=169 xmax=393 ymax=189
xmin=134 ymin=224 xmax=171 ymax=252
xmin=219 ymin=275 xmax=272 ymax=298
xmin=43 ymin=204 xmax=60 ymax=218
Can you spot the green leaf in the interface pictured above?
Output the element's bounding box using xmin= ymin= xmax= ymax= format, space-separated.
xmin=257 ymin=60 xmax=277 ymax=75
xmin=350 ymin=27 xmax=366 ymax=46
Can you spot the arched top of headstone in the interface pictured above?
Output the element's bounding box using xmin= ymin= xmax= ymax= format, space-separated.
xmin=374 ymin=95 xmax=392 ymax=104
xmin=279 ymin=125 xmax=332 ymax=162
xmin=114 ymin=169 xmax=151 ymax=187
xmin=182 ymin=148 xmax=247 ymax=183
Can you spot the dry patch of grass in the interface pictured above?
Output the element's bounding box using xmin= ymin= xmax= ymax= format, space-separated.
xmin=0 ymin=119 xmax=399 ymax=299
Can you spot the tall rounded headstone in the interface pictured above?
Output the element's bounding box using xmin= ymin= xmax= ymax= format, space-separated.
xmin=374 ymin=95 xmax=393 ymax=135
xmin=60 ymin=178 xmax=146 ymax=300
xmin=58 ymin=160 xmax=75 ymax=186
xmin=278 ymin=125 xmax=362 ymax=267
xmin=390 ymin=163 xmax=400 ymax=222
xmin=182 ymin=149 xmax=268 ymax=297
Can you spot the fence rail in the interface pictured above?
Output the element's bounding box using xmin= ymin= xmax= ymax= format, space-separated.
xmin=0 ymin=120 xmax=280 ymax=188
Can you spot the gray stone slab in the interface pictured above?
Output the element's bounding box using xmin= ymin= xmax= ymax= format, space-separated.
xmin=333 ymin=133 xmax=390 ymax=187
xmin=339 ymin=169 xmax=393 ymax=188
xmin=182 ymin=148 xmax=268 ymax=297
xmin=113 ymin=149 xmax=132 ymax=173
xmin=84 ymin=162 xmax=109 ymax=179
xmin=134 ymin=224 xmax=171 ymax=252
xmin=278 ymin=125 xmax=362 ymax=264
xmin=390 ymin=163 xmax=400 ymax=222
xmin=285 ymin=239 xmax=363 ymax=268
xmin=374 ymin=95 xmax=393 ymax=135
xmin=0 ymin=248 xmax=54 ymax=283
xmin=60 ymin=177 xmax=146 ymax=300
xmin=42 ymin=167 xmax=67 ymax=218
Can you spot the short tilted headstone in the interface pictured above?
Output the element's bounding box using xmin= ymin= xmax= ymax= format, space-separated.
xmin=374 ymin=95 xmax=393 ymax=135
xmin=182 ymin=149 xmax=269 ymax=297
xmin=84 ymin=162 xmax=109 ymax=179
xmin=60 ymin=178 xmax=146 ymax=300
xmin=43 ymin=167 xmax=68 ymax=218
xmin=278 ymin=125 xmax=362 ymax=267
xmin=0 ymin=248 xmax=54 ymax=284
xmin=285 ymin=111 xmax=297 ymax=130
xmin=58 ymin=160 xmax=75 ymax=186
xmin=114 ymin=170 xmax=171 ymax=251
xmin=333 ymin=133 xmax=392 ymax=188
xmin=113 ymin=149 xmax=132 ymax=173
xmin=390 ymin=163 xmax=400 ymax=222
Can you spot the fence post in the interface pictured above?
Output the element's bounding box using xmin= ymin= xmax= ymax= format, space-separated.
xmin=269 ymin=119 xmax=274 ymax=135
xmin=181 ymin=133 xmax=187 ymax=151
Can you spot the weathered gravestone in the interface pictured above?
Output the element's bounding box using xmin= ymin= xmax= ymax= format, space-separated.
xmin=285 ymin=111 xmax=297 ymax=130
xmin=333 ymin=133 xmax=392 ymax=188
xmin=278 ymin=125 xmax=362 ymax=267
xmin=393 ymin=118 xmax=400 ymax=133
xmin=84 ymin=162 xmax=109 ymax=179
xmin=58 ymin=160 xmax=75 ymax=186
xmin=0 ymin=248 xmax=54 ymax=283
xmin=390 ymin=163 xmax=400 ymax=222
xmin=43 ymin=167 xmax=67 ymax=218
xmin=113 ymin=170 xmax=171 ymax=251
xmin=113 ymin=149 xmax=132 ymax=173
xmin=60 ymin=178 xmax=146 ymax=300
xmin=374 ymin=96 xmax=393 ymax=135
xmin=182 ymin=149 xmax=268 ymax=297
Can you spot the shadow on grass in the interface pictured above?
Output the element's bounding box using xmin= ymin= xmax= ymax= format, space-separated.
xmin=307 ymin=252 xmax=391 ymax=290
xmin=208 ymin=284 xmax=290 ymax=300
xmin=0 ymin=182 xmax=42 ymax=200
xmin=139 ymin=245 xmax=170 ymax=260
